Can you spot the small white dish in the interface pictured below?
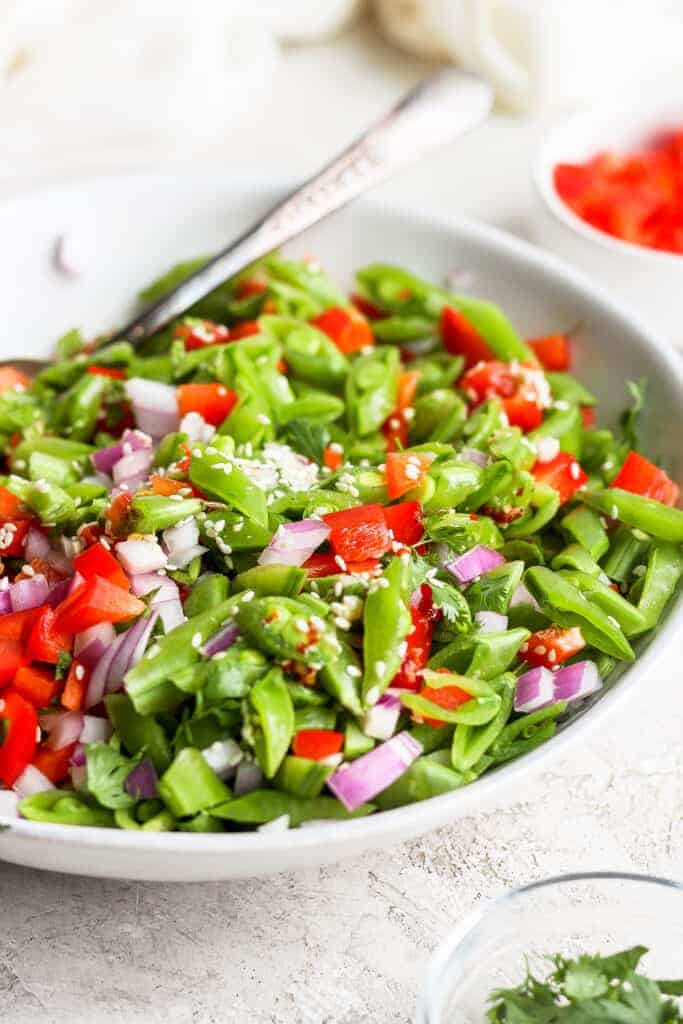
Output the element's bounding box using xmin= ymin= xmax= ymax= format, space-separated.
xmin=0 ymin=172 xmax=682 ymax=881
xmin=532 ymin=85 xmax=683 ymax=345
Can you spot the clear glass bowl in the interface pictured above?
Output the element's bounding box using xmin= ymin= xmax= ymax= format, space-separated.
xmin=417 ymin=872 xmax=683 ymax=1023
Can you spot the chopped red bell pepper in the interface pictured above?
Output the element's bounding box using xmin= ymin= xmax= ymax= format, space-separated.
xmin=25 ymin=606 xmax=72 ymax=665
xmin=54 ymin=575 xmax=146 ymax=634
xmin=419 ymin=671 xmax=471 ymax=726
xmin=73 ymin=541 xmax=130 ymax=591
xmin=0 ymin=485 xmax=22 ymax=519
xmin=385 ymin=451 xmax=434 ymax=500
xmin=0 ymin=516 xmax=32 ymax=557
xmin=229 ymin=320 xmax=261 ymax=340
xmin=0 ymin=606 xmax=44 ymax=643
xmin=532 ymin=452 xmax=588 ymax=504
xmin=382 ymin=500 xmax=424 ymax=546
xmin=381 ymin=370 xmax=421 ymax=452
xmin=396 ymin=369 xmax=420 ymax=410
xmin=528 ymin=334 xmax=570 ymax=371
xmin=520 ymin=626 xmax=585 ymax=669
xmin=0 ymin=689 xmax=38 ymax=786
xmin=350 ymin=293 xmax=387 ymax=321
xmin=177 ymin=383 xmax=237 ymax=427
xmin=105 ymin=491 xmax=134 ymax=537
xmin=234 ymin=278 xmax=268 ymax=300
xmin=292 ymin=729 xmax=344 ymax=761
xmin=0 ymin=366 xmax=31 ymax=395
xmin=87 ymin=365 xmax=127 ymax=379
xmin=440 ymin=306 xmax=493 ymax=368
xmin=460 ymin=360 xmax=545 ymax=432
xmin=610 ymin=451 xmax=680 ymax=507
xmin=0 ymin=638 xmax=29 ymax=687
xmin=61 ymin=660 xmax=89 ymax=712
xmin=311 ymin=307 xmax=374 ymax=354
xmin=323 ymin=445 xmax=344 ymax=471
xmin=13 ymin=665 xmax=59 ymax=708
xmin=174 ymin=319 xmax=230 ymax=352
xmin=391 ymin=584 xmax=435 ymax=691
xmin=322 ymin=503 xmax=392 ymax=562
xmin=302 ymin=553 xmax=380 ymax=579
xmin=580 ymin=406 xmax=596 ymax=430
xmin=32 ymin=742 xmax=76 ymax=784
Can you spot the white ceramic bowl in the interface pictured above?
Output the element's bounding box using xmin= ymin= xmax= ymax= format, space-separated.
xmin=1 ymin=172 xmax=682 ymax=881
xmin=532 ymin=90 xmax=683 ymax=345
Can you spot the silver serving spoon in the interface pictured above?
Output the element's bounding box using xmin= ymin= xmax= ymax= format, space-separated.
xmin=5 ymin=69 xmax=493 ymax=377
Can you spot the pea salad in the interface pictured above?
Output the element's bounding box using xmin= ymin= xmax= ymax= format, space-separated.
xmin=0 ymin=256 xmax=681 ymax=834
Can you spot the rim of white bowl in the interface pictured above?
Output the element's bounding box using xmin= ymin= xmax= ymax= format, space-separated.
xmin=533 ymin=98 xmax=683 ymax=264
xmin=0 ymin=169 xmax=682 ymax=858
xmin=416 ymin=870 xmax=683 ymax=1023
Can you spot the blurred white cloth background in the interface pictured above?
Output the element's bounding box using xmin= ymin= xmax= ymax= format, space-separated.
xmin=2 ymin=0 xmax=683 ymax=179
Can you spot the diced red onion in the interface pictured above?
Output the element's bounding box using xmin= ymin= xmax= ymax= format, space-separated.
xmin=258 ymin=519 xmax=330 ymax=568
xmin=552 ymin=660 xmax=602 ymax=703
xmin=0 ymin=588 xmax=11 ymax=615
xmin=233 ymin=760 xmax=263 ymax=796
xmin=460 ymin=447 xmax=489 ymax=468
xmin=92 ymin=428 xmax=152 ymax=475
xmin=116 ymin=539 xmax=167 ymax=575
xmin=166 ymin=543 xmax=207 ymax=570
xmin=70 ymin=743 xmax=87 ymax=767
xmin=25 ymin=527 xmax=50 ymax=562
xmin=106 ymin=612 xmax=159 ymax=693
xmin=130 ymin=572 xmax=179 ymax=601
xmin=163 ymin=518 xmax=199 ymax=556
xmin=112 ymin=446 xmax=153 ymax=486
xmin=110 ymin=478 xmax=147 ymax=498
xmin=362 ymin=691 xmax=402 ymax=741
xmin=42 ymin=710 xmax=84 ymax=751
xmin=0 ymin=790 xmax=19 ymax=818
xmin=74 ymin=621 xmax=116 ymax=657
xmin=327 ymin=732 xmax=423 ymax=812
xmin=258 ymin=815 xmax=290 ymax=833
xmin=80 ymin=716 xmax=113 ymax=744
xmin=201 ymin=738 xmax=243 ymax=779
xmin=125 ymin=759 xmax=159 ymax=800
xmin=13 ymin=765 xmax=54 ymax=798
xmin=474 ymin=611 xmax=508 ymax=634
xmin=510 ymin=583 xmax=541 ymax=611
xmin=154 ymin=599 xmax=185 ymax=634
xmin=45 ymin=577 xmax=72 ymax=608
xmin=202 ymin=622 xmax=239 ymax=658
xmin=85 ymin=638 xmax=122 ymax=709
xmin=45 ymin=549 xmax=74 ymax=576
xmin=514 ymin=666 xmax=555 ymax=713
xmin=445 ymin=545 xmax=505 ymax=585
xmin=10 ymin=574 xmax=49 ymax=612
xmin=125 ymin=378 xmax=180 ymax=437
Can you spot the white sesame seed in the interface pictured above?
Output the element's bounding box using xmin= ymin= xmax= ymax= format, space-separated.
xmin=191 ymin=632 xmax=202 ymax=649
xmin=75 ymin=664 xmax=85 ymax=680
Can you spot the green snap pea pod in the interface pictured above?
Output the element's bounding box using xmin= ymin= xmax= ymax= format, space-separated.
xmin=429 ymin=628 xmax=530 ymax=679
xmin=582 ymin=488 xmax=683 ymax=543
xmin=125 ymin=599 xmax=234 ymax=714
xmin=261 ymin=316 xmax=349 ymax=388
xmin=580 ymin=429 xmax=623 ymax=480
xmin=466 ymin=561 xmax=525 ymax=615
xmin=114 ymin=808 xmax=176 ymax=832
xmin=184 ymin=573 xmax=229 ymax=617
xmin=18 ymin=791 xmax=115 ymax=828
xmin=284 ymin=682 xmax=330 ymax=708
xmin=408 ymin=722 xmax=454 ymax=754
xmin=601 ymin=525 xmax=651 ymax=584
xmin=12 ymin=434 xmax=93 ymax=466
xmin=411 ymin=389 xmax=467 ymax=444
xmin=451 ymin=673 xmax=515 ymax=772
xmin=462 ymin=399 xmax=508 ymax=449
xmin=294 ymin=707 xmax=337 ymax=732
xmin=173 ymin=705 xmax=241 ymax=752
xmin=131 ymin=496 xmax=203 ymax=534
xmin=278 ymin=392 xmax=345 ymax=425
xmin=485 ymin=701 xmax=567 ymax=766
xmin=274 ymin=756 xmax=334 ymax=799
xmin=362 ymin=557 xmax=412 ymax=705
xmin=265 ymin=255 xmax=346 ymax=308
xmin=504 ymin=483 xmax=560 ymax=540
xmin=0 ymin=391 xmax=40 ymax=438
xmin=344 ymin=720 xmax=375 ymax=760
xmin=249 ymin=669 xmax=295 ymax=779
xmin=200 ymin=509 xmax=275 ymax=553
xmin=633 ymin=542 xmax=683 ymax=632
xmin=189 ymin=449 xmax=268 ymax=528
xmin=546 ymin=372 xmax=596 ymax=407
xmin=201 ymin=643 xmax=268 ymax=703
xmin=334 ymin=466 xmax=388 ymax=505
xmin=55 ymin=372 xmax=109 ymax=442
xmin=220 ymin=389 xmax=274 ymax=447
xmin=558 ymin=570 xmax=647 ymax=636
xmin=177 ymin=813 xmax=224 ymax=833
xmin=24 ymin=479 xmax=76 ymax=526
xmin=551 ymin=543 xmax=603 ymax=577
xmin=128 ymin=353 xmax=175 ymax=384
xmin=88 ymin=341 xmax=134 ymax=368
xmin=401 ymin=669 xmax=501 ymax=726
xmin=413 ymin=352 xmax=464 ymax=394
xmin=424 ymin=510 xmax=503 ymax=553
xmin=561 ymin=505 xmax=609 ymax=560
xmin=212 ymin=790 xmax=375 ymax=826
xmin=525 ymin=566 xmax=634 ymax=660
xmin=419 ymin=460 xmax=483 ymax=513
xmin=528 ymin=404 xmax=583 ymax=457
xmin=461 ymin=461 xmax=514 ymax=513
xmin=153 ymin=431 xmax=189 ymax=468
xmin=28 ymin=451 xmax=78 ymax=488
xmin=500 ymin=539 xmax=545 ymax=566
xmin=232 ymin=563 xmax=305 ymax=598
xmin=319 ymin=640 xmax=363 ymax=716
xmin=236 ymin=596 xmax=341 ymax=666
xmin=158 ymin=748 xmax=231 ymax=817
xmin=371 ymin=316 xmax=436 ymax=342
xmin=55 ymin=327 xmax=86 ymax=360
xmin=171 ymin=341 xmax=234 ymax=381
xmin=487 ymin=427 xmax=537 ymax=471
xmin=139 ymin=256 xmax=208 ymax=303
xmin=346 ymin=346 xmax=399 ymax=437
xmin=33 ymin=360 xmax=84 ymax=392
xmin=304 ymin=491 xmax=358 ymax=517
xmin=66 ymin=482 xmax=108 ymax=504
xmin=373 ymin=757 xmax=468 ymax=810
xmin=105 ymin=694 xmax=172 ymax=773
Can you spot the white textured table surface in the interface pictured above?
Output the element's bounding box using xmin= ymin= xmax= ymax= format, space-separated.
xmin=1 ymin=22 xmax=681 ymax=1024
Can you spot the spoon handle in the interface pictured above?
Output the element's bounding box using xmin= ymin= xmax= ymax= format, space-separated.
xmin=117 ymin=69 xmax=493 ymax=343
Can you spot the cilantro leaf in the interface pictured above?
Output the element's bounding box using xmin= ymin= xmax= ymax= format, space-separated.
xmin=283 ymin=419 xmax=329 ymax=465
xmin=85 ymin=743 xmax=140 ymax=810
xmin=55 ymin=650 xmax=73 ymax=681
xmin=409 ymin=554 xmax=472 ymax=633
